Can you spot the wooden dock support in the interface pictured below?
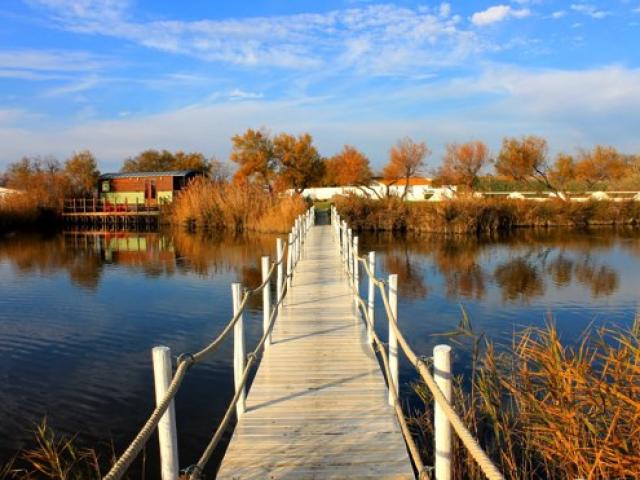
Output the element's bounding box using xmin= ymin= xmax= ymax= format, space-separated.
xmin=276 ymin=238 xmax=284 ymax=305
xmin=151 ymin=346 xmax=179 ymax=480
xmin=388 ymin=273 xmax=399 ymax=406
xmin=232 ymin=283 xmax=246 ymax=416
xmin=261 ymin=256 xmax=271 ymax=349
xmin=367 ymin=251 xmax=376 ymax=345
xmin=434 ymin=344 xmax=453 ymax=480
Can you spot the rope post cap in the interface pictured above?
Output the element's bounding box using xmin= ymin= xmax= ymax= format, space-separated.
xmin=433 ymin=344 xmax=451 ymax=355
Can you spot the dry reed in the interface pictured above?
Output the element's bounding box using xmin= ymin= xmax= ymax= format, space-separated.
xmin=334 ymin=195 xmax=640 ymax=234
xmin=169 ymin=177 xmax=306 ymax=233
xmin=411 ymin=318 xmax=640 ymax=480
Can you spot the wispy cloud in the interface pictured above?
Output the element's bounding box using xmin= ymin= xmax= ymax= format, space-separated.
xmin=570 ymin=3 xmax=612 ymax=19
xmin=470 ymin=5 xmax=531 ymax=27
xmin=228 ymin=89 xmax=263 ymax=101
xmin=26 ymin=1 xmax=490 ymax=74
xmin=551 ymin=11 xmax=566 ymax=19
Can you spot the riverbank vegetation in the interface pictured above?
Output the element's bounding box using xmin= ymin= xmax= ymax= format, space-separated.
xmin=2 ymin=129 xmax=640 ymax=233
xmin=411 ymin=318 xmax=640 ymax=480
xmin=334 ymin=195 xmax=640 ymax=233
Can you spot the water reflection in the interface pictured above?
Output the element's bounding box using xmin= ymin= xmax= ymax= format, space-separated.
xmin=0 ymin=230 xmax=279 ymax=293
xmin=359 ymin=229 xmax=640 ymax=305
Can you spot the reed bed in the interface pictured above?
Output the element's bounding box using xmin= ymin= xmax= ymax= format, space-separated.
xmin=411 ymin=318 xmax=640 ymax=480
xmin=333 ymin=195 xmax=640 ymax=233
xmin=169 ymin=177 xmax=307 ymax=233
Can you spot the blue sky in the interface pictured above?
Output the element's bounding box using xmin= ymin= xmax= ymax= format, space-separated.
xmin=0 ymin=0 xmax=639 ymax=171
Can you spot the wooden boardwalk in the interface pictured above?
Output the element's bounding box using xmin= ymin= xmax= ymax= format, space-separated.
xmin=216 ymin=224 xmax=413 ymax=479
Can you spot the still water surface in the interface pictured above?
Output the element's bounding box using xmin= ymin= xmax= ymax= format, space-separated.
xmin=1 ymin=227 xmax=638 ymax=476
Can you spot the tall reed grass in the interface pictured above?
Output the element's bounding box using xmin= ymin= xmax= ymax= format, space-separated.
xmin=411 ymin=317 xmax=640 ymax=479
xmin=334 ymin=195 xmax=640 ymax=234
xmin=170 ymin=177 xmax=307 ymax=233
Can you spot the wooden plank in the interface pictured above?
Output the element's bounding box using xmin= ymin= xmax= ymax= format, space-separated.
xmin=216 ymin=224 xmax=413 ymax=479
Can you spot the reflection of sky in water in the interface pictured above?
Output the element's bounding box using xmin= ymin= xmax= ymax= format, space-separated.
xmin=0 ymin=229 xmax=639 ymax=475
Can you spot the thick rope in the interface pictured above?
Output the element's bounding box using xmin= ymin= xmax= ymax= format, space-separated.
xmin=104 ymin=210 xmax=311 ymax=480
xmin=189 ymin=275 xmax=289 ymax=479
xmin=334 ymin=210 xmax=503 ymax=480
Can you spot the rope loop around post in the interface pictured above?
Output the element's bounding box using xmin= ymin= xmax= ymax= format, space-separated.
xmin=177 ymin=353 xmax=196 ymax=369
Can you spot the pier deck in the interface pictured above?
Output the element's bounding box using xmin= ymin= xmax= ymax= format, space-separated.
xmin=216 ymin=225 xmax=413 ymax=479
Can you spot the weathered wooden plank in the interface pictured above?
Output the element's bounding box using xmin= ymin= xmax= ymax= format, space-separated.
xmin=216 ymin=224 xmax=413 ymax=479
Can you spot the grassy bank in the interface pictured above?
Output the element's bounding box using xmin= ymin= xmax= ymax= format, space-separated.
xmin=333 ymin=195 xmax=640 ymax=234
xmin=170 ymin=177 xmax=307 ymax=233
xmin=411 ymin=319 xmax=640 ymax=480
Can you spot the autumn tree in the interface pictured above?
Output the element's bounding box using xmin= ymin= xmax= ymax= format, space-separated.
xmin=323 ymin=145 xmax=373 ymax=186
xmin=121 ymin=149 xmax=211 ymax=174
xmin=230 ymin=129 xmax=276 ymax=190
xmin=574 ymin=145 xmax=627 ymax=189
xmin=434 ymin=140 xmax=489 ymax=191
xmin=494 ymin=136 xmax=563 ymax=196
xmin=549 ymin=153 xmax=576 ymax=191
xmin=382 ymin=137 xmax=430 ymax=199
xmin=64 ymin=150 xmax=99 ymax=196
xmin=273 ymin=132 xmax=324 ymax=193
xmin=6 ymin=156 xmax=69 ymax=208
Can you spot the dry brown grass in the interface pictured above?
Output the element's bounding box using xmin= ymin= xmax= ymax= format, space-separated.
xmin=170 ymin=177 xmax=307 ymax=233
xmin=334 ymin=195 xmax=640 ymax=234
xmin=412 ymin=319 xmax=640 ymax=480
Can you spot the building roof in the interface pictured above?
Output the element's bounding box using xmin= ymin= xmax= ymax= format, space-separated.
xmin=99 ymin=170 xmax=198 ymax=180
xmin=375 ymin=177 xmax=433 ymax=186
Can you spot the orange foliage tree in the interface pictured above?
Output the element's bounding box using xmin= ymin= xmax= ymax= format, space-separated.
xmin=574 ymin=145 xmax=627 ymax=189
xmin=272 ymin=132 xmax=324 ymax=193
xmin=230 ymin=128 xmax=276 ymax=190
xmin=323 ymin=145 xmax=373 ymax=186
xmin=549 ymin=153 xmax=576 ymax=191
xmin=434 ymin=140 xmax=489 ymax=191
xmin=64 ymin=150 xmax=100 ymax=196
xmin=382 ymin=137 xmax=430 ymax=199
xmin=494 ymin=135 xmax=563 ymax=196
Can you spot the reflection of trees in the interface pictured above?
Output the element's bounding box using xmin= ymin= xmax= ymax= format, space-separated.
xmin=383 ymin=250 xmax=428 ymax=301
xmin=574 ymin=260 xmax=619 ymax=298
xmin=546 ymin=254 xmax=574 ymax=287
xmin=433 ymin=240 xmax=486 ymax=300
xmin=494 ymin=258 xmax=544 ymax=303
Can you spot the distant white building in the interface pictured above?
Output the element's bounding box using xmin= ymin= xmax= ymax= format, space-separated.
xmin=297 ymin=178 xmax=457 ymax=202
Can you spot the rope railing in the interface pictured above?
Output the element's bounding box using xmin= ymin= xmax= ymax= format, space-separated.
xmin=103 ymin=206 xmax=315 ymax=480
xmin=330 ymin=205 xmax=504 ymax=480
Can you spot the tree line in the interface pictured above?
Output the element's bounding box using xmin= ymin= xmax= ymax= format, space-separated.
xmin=2 ymin=129 xmax=640 ymax=201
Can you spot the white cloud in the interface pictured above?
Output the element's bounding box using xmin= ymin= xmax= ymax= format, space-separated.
xmin=470 ymin=5 xmax=531 ymax=26
xmin=570 ymin=4 xmax=612 ymax=19
xmin=26 ymin=1 xmax=486 ymax=74
xmin=551 ymin=11 xmax=566 ymax=19
xmin=439 ymin=2 xmax=451 ymax=18
xmin=228 ymin=89 xmax=264 ymax=100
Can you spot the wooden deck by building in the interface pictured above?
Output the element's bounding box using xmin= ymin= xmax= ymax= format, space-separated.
xmin=216 ymin=225 xmax=413 ymax=479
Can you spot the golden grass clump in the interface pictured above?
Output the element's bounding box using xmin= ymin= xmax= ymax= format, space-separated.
xmin=412 ymin=320 xmax=640 ymax=480
xmin=170 ymin=177 xmax=307 ymax=233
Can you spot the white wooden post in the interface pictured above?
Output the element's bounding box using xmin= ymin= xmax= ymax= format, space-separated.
xmin=232 ymin=283 xmax=246 ymax=416
xmin=388 ymin=274 xmax=399 ymax=406
xmin=262 ymin=256 xmax=271 ymax=349
xmin=367 ymin=251 xmax=375 ymax=345
xmin=434 ymin=344 xmax=452 ymax=480
xmin=347 ymin=229 xmax=353 ymax=283
xmin=353 ymin=236 xmax=359 ymax=311
xmin=286 ymin=232 xmax=293 ymax=289
xmin=276 ymin=238 xmax=284 ymax=303
xmin=152 ymin=346 xmax=179 ymax=480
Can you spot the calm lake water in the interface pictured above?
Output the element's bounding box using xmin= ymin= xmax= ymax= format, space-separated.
xmin=1 ymin=225 xmax=638 ymax=476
